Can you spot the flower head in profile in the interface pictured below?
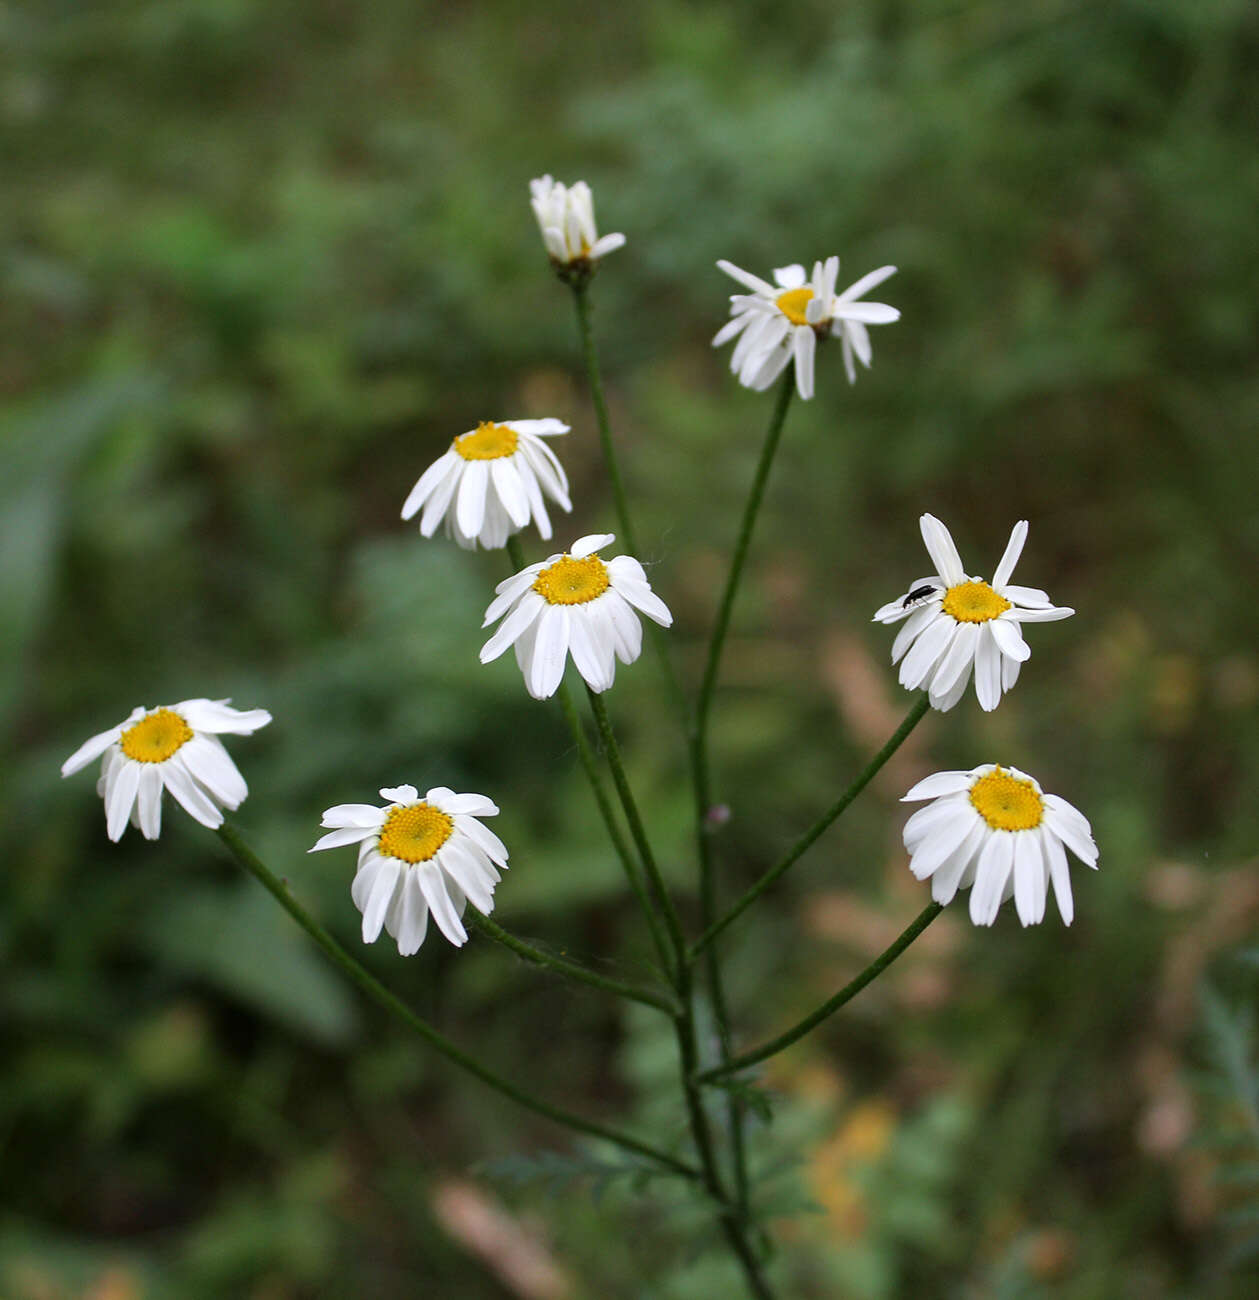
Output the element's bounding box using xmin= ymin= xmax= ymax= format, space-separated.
xmin=480 ymin=533 xmax=672 ymax=700
xmin=310 ymin=785 xmax=508 ymax=955
xmin=529 ymin=175 xmax=626 ymax=271
xmin=873 ymin=515 xmax=1073 ymax=712
xmin=713 ymin=256 xmax=899 ymax=398
xmin=902 ymin=765 xmax=1098 ymax=926
xmin=402 ymin=419 xmax=572 ymax=550
xmin=61 ymin=699 xmax=271 ymax=840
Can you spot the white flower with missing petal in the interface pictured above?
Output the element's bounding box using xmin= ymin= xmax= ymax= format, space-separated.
xmin=873 ymin=514 xmax=1074 ymax=712
xmin=901 ymin=765 xmax=1098 ymax=926
xmin=61 ymin=699 xmax=271 ymax=840
xmin=309 ymin=785 xmax=508 ymax=956
xmin=402 ymin=419 xmax=572 ymax=550
xmin=712 ymin=256 xmax=900 ymax=399
xmin=479 ymin=533 xmax=672 ymax=700
xmin=529 ymin=175 xmax=626 ymax=266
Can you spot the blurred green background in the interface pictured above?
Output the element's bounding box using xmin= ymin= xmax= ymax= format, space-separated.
xmin=5 ymin=0 xmax=1259 ymax=1295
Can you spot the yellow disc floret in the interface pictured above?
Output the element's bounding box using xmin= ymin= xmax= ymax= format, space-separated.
xmin=941 ymin=580 xmax=1012 ymax=623
xmin=969 ymin=768 xmax=1044 ymax=831
xmin=378 ymin=802 xmax=454 ymax=864
xmin=454 ymin=421 xmax=519 ymax=461
xmin=775 ymin=287 xmax=815 ymax=327
xmin=533 ymin=554 xmax=610 ymax=606
xmin=120 ymin=708 xmax=194 ymax=763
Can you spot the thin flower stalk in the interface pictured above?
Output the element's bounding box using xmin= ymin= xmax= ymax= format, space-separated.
xmin=697 ymin=903 xmax=943 ymax=1082
xmin=690 ymin=694 xmax=931 ymax=958
xmin=216 ymin=822 xmax=698 ymax=1179
xmin=466 ymin=910 xmax=678 ymax=1015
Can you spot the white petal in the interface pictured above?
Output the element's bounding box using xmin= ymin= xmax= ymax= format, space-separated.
xmin=1041 ymin=827 xmax=1074 ymax=924
xmin=136 ymin=764 xmax=164 ymax=840
xmin=321 ymin=803 xmax=388 ymax=829
xmin=455 ymin=814 xmax=509 ymax=867
xmin=899 ymin=612 xmax=954 ymax=690
xmin=528 ymin=607 xmax=571 ymax=699
xmin=483 ymin=569 xmax=542 ymax=627
xmin=401 ymin=451 xmax=456 ymax=520
xmin=844 ymin=320 xmax=872 ymax=369
xmin=974 ymin=629 xmax=1003 ymax=711
xmin=907 ymin=806 xmax=981 ymax=880
xmin=601 ymin=589 xmax=643 ymax=664
xmin=1043 ymin=803 xmax=1099 ymax=868
xmin=181 ymin=736 xmax=248 ymax=809
xmin=902 ymin=770 xmax=974 ymax=802
xmin=890 ymin=604 xmax=937 ymax=663
xmin=61 ymin=720 xmax=129 ymax=776
xmin=505 ymin=419 xmax=569 ymax=436
xmin=161 ymin=759 xmax=224 ymax=829
xmin=610 ymin=575 xmax=672 ymax=628
xmin=929 ymin=622 xmax=979 ymax=700
xmin=105 ymin=758 xmax=142 ymax=841
xmin=904 ymin=797 xmax=970 ymax=851
xmin=990 ymin=617 xmax=1031 ymax=663
xmin=490 ymin=457 xmax=532 ymax=528
xmin=419 ymin=460 xmax=462 ymax=537
xmin=589 ymin=232 xmax=626 ymax=258
xmin=918 ymin=515 xmax=966 ymax=586
xmin=360 ymin=860 xmax=403 ymax=943
xmin=571 ymin=533 xmax=615 ymax=559
xmin=717 ymin=260 xmax=776 ymax=296
xmin=311 ymin=825 xmax=376 ymax=852
xmin=416 ymin=864 xmax=467 ymax=946
xmin=831 ymin=301 xmax=899 ymax=324
xmin=174 ymin=699 xmax=272 ymax=735
xmin=930 ymin=820 xmax=987 ymax=905
xmin=712 ymin=314 xmax=750 ymax=347
xmin=991 ymin=520 xmax=1028 ymax=589
xmin=1004 ymin=604 xmax=1074 ymax=623
xmin=455 ymin=459 xmax=489 ymax=539
xmin=835 ymin=265 xmax=897 ymax=302
xmin=437 ymin=839 xmax=496 ymax=913
xmin=438 ymin=792 xmax=499 ymax=816
xmin=1001 ymin=584 xmax=1052 ymax=607
xmin=569 ymin=608 xmax=616 ymax=693
xmin=772 ymin=263 xmax=807 ymax=288
xmin=1012 ymin=831 xmax=1046 ymax=926
xmin=351 ymin=854 xmax=388 ymax=911
xmin=969 ymin=832 xmax=1015 ymax=926
xmin=792 ymin=327 xmax=816 ymax=400
xmin=379 ymin=784 xmax=419 ymax=804
xmin=480 ymin=592 xmax=545 ymax=664
xmin=384 ymin=868 xmax=429 ymax=955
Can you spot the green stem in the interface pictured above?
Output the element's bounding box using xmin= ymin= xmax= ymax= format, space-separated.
xmin=467 ymin=910 xmax=677 ymax=1015
xmin=505 ymin=536 xmax=674 ymax=985
xmin=690 ymin=367 xmax=794 ymax=1218
xmin=690 ymin=694 xmax=931 ymax=959
xmin=570 ymin=281 xmax=688 ymax=729
xmin=585 ymin=689 xmax=687 ymax=969
xmin=697 ymin=903 xmax=943 ymax=1081
xmin=216 ymin=822 xmax=697 ymax=1179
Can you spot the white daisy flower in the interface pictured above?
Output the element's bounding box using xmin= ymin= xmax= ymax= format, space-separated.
xmin=60 ymin=699 xmax=272 ymax=840
xmin=401 ymin=419 xmax=573 ymax=550
xmin=309 ymin=785 xmax=508 ymax=955
xmin=479 ymin=532 xmax=672 ymax=700
xmin=529 ymin=175 xmax=626 ymax=267
xmin=712 ymin=256 xmax=900 ymax=398
xmin=902 ymin=764 xmax=1098 ymax=926
xmin=872 ymin=514 xmax=1074 ymax=712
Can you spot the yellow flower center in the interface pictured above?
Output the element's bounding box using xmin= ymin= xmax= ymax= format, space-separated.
xmin=454 ymin=421 xmax=519 ymax=461
xmin=775 ymin=287 xmax=814 ymax=326
xmin=378 ymin=802 xmax=454 ymax=864
xmin=533 ymin=554 xmax=610 ymax=606
xmin=969 ymin=768 xmax=1044 ymax=831
xmin=119 ymin=708 xmax=193 ymax=763
xmin=941 ymin=580 xmax=1011 ymax=623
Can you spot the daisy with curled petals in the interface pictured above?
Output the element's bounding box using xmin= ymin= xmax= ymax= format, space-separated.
xmin=529 ymin=175 xmax=626 ymax=268
xmin=479 ymin=533 xmax=672 ymax=700
xmin=309 ymin=785 xmax=508 ymax=955
xmin=402 ymin=419 xmax=572 ymax=551
xmin=712 ymin=256 xmax=900 ymax=398
xmin=902 ymin=764 xmax=1098 ymax=926
xmin=61 ymin=699 xmax=271 ymax=840
xmin=873 ymin=514 xmax=1074 ymax=712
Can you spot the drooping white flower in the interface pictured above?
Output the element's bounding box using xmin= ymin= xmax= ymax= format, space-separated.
xmin=529 ymin=175 xmax=626 ymax=266
xmin=479 ymin=533 xmax=672 ymax=700
xmin=901 ymin=764 xmax=1098 ymax=926
xmin=872 ymin=515 xmax=1074 ymax=712
xmin=712 ymin=256 xmax=900 ymax=398
xmin=309 ymin=785 xmax=508 ymax=955
xmin=61 ymin=699 xmax=272 ymax=840
xmin=402 ymin=419 xmax=572 ymax=550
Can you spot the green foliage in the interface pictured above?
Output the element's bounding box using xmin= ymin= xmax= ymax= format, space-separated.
xmin=4 ymin=0 xmax=1259 ymax=1294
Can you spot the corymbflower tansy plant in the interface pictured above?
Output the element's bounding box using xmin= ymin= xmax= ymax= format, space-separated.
xmin=479 ymin=533 xmax=672 ymax=699
xmin=402 ymin=418 xmax=572 ymax=550
xmin=873 ymin=514 xmax=1074 ymax=712
xmin=310 ymin=785 xmax=508 ymax=954
xmin=713 ymin=256 xmax=900 ymax=398
xmin=901 ymin=765 xmax=1098 ymax=925
xmin=61 ymin=698 xmax=271 ymax=839
xmin=530 ymin=175 xmax=626 ymax=268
